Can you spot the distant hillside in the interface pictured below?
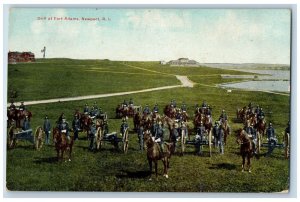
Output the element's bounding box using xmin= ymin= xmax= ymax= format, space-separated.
xmin=200 ymin=63 xmax=290 ymax=70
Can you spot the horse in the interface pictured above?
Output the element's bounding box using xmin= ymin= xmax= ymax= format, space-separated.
xmin=162 ymin=115 xmax=175 ymax=132
xmin=164 ymin=105 xmax=176 ymax=119
xmin=53 ymin=129 xmax=74 ymax=161
xmin=203 ymin=115 xmax=212 ymax=135
xmin=34 ymin=126 xmax=44 ymax=150
xmin=133 ymin=112 xmax=142 ymax=132
xmin=80 ymin=114 xmax=93 ymax=138
xmin=181 ymin=111 xmax=189 ymax=122
xmin=236 ymin=107 xmax=247 ymax=122
xmin=143 ymin=130 xmax=173 ymax=180
xmin=236 ymin=129 xmax=255 ymax=172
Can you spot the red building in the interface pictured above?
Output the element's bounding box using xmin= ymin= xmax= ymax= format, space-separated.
xmin=8 ymin=51 xmax=35 ymax=64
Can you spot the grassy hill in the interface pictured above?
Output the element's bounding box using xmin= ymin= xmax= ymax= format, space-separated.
xmin=6 ymin=59 xmax=290 ymax=192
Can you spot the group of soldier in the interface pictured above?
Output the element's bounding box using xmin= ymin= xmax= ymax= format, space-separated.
xmin=8 ymin=101 xmax=31 ymax=131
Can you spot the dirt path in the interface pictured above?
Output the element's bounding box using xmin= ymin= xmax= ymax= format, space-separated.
xmin=10 ymin=75 xmax=191 ymax=106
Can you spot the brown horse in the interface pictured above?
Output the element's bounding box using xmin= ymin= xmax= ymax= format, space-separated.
xmin=34 ymin=126 xmax=44 ymax=150
xmin=236 ymin=107 xmax=247 ymax=122
xmin=144 ymin=130 xmax=173 ymax=179
xmin=133 ymin=112 xmax=142 ymax=131
xmin=53 ymin=129 xmax=74 ymax=161
xmin=162 ymin=115 xmax=175 ymax=132
xmin=236 ymin=129 xmax=254 ymax=172
xmin=164 ymin=105 xmax=176 ymax=119
xmin=80 ymin=114 xmax=93 ymax=138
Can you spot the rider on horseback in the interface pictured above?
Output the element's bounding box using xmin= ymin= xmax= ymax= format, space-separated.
xmin=143 ymin=104 xmax=150 ymax=115
xmin=258 ymin=108 xmax=265 ymax=123
xmin=181 ymin=102 xmax=187 ymax=112
xmin=244 ymin=122 xmax=257 ymax=154
xmin=83 ymin=104 xmax=89 ymax=114
xmin=154 ymin=121 xmax=165 ymax=152
xmin=19 ymin=101 xmax=26 ymax=111
xmin=153 ymin=103 xmax=159 ymax=113
xmin=254 ymin=105 xmax=260 ymax=115
xmin=219 ymin=109 xmax=228 ymax=123
xmin=9 ymin=101 xmax=16 ymax=111
xmin=170 ymin=99 xmax=176 ymax=108
xmin=129 ymin=98 xmax=134 ymax=108
xmin=59 ymin=117 xmax=70 ymax=139
xmin=122 ymin=99 xmax=128 ymax=108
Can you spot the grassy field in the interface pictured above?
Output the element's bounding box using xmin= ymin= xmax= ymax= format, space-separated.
xmin=6 ymin=59 xmax=290 ymax=192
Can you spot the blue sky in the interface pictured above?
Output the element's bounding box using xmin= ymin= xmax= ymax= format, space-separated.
xmin=8 ymin=8 xmax=291 ymax=64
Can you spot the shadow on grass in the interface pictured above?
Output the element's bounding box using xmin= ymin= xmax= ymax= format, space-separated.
xmin=209 ymin=163 xmax=237 ymax=170
xmin=33 ymin=156 xmax=58 ymax=164
xmin=116 ymin=170 xmax=150 ymax=179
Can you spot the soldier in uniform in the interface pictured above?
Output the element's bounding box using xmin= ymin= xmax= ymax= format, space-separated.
xmin=43 ymin=115 xmax=51 ymax=145
xmin=181 ymin=102 xmax=187 ymax=112
xmin=103 ymin=120 xmax=109 ymax=135
xmin=72 ymin=115 xmax=81 ymax=141
xmin=137 ymin=125 xmax=144 ymax=151
xmin=258 ymin=108 xmax=265 ymax=122
xmin=9 ymin=101 xmax=16 ymax=111
xmin=206 ymin=105 xmax=212 ymax=116
xmin=19 ymin=101 xmax=26 ymax=111
xmin=153 ymin=103 xmax=159 ymax=113
xmin=244 ymin=123 xmax=257 ymax=153
xmin=219 ymin=109 xmax=228 ymax=123
xmin=122 ymin=100 xmax=128 ymax=108
xmin=143 ymin=104 xmax=150 ymax=115
xmin=129 ymin=98 xmax=134 ymax=107
xmin=212 ymin=121 xmax=219 ymax=147
xmin=195 ymin=122 xmax=206 ymax=155
xmin=59 ymin=117 xmax=70 ymax=141
xmin=218 ymin=123 xmax=225 ymax=154
xmin=266 ymin=122 xmax=277 ymax=156
xmin=254 ymin=105 xmax=260 ymax=115
xmin=22 ymin=115 xmax=30 ymax=131
xmin=154 ymin=121 xmax=165 ymax=152
xmin=83 ymin=104 xmax=89 ymax=114
xmin=93 ymin=102 xmax=99 ymax=111
xmin=120 ymin=119 xmax=129 ymax=137
xmin=56 ymin=113 xmax=65 ymax=128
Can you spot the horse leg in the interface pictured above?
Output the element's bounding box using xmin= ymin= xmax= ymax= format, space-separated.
xmin=163 ymin=159 xmax=169 ymax=178
xmin=154 ymin=161 xmax=158 ymax=180
xmin=242 ymin=155 xmax=245 ymax=172
xmin=247 ymin=154 xmax=251 ymax=173
xmin=148 ymin=159 xmax=153 ymax=180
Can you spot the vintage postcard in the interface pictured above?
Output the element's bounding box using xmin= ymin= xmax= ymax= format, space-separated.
xmin=6 ymin=7 xmax=291 ymax=193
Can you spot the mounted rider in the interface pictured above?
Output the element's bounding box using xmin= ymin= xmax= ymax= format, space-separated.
xmin=93 ymin=102 xmax=99 ymax=111
xmin=43 ymin=115 xmax=51 ymax=145
xmin=153 ymin=103 xmax=159 ymax=113
xmin=254 ymin=105 xmax=260 ymax=115
xmin=219 ymin=109 xmax=228 ymax=123
xmin=244 ymin=122 xmax=257 ymax=153
xmin=58 ymin=117 xmax=70 ymax=139
xmin=129 ymin=98 xmax=134 ymax=108
xmin=258 ymin=107 xmax=265 ymax=123
xmin=83 ymin=104 xmax=89 ymax=114
xmin=266 ymin=122 xmax=277 ymax=156
xmin=19 ymin=101 xmax=26 ymax=111
xmin=9 ymin=101 xmax=16 ymax=111
xmin=181 ymin=102 xmax=187 ymax=112
xmin=122 ymin=99 xmax=128 ymax=108
xmin=201 ymin=100 xmax=208 ymax=114
xmin=89 ymin=106 xmax=97 ymax=119
xmin=175 ymin=109 xmax=183 ymax=122
xmin=103 ymin=120 xmax=109 ymax=135
xmin=56 ymin=113 xmax=65 ymax=127
xmin=154 ymin=121 xmax=165 ymax=152
xmin=170 ymin=99 xmax=176 ymax=108
xmin=72 ymin=114 xmax=81 ymax=141
xmin=143 ymin=104 xmax=150 ymax=115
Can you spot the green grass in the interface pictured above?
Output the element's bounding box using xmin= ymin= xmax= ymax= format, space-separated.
xmin=6 ymin=59 xmax=290 ymax=192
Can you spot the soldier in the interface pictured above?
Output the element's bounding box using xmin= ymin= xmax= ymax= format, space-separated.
xmin=181 ymin=102 xmax=187 ymax=112
xmin=244 ymin=123 xmax=257 ymax=154
xmin=206 ymin=105 xmax=212 ymax=116
xmin=195 ymin=122 xmax=206 ymax=155
xmin=59 ymin=117 xmax=70 ymax=141
xmin=266 ymin=122 xmax=277 ymax=156
xmin=153 ymin=103 xmax=159 ymax=113
xmin=72 ymin=115 xmax=81 ymax=141
xmin=212 ymin=121 xmax=219 ymax=147
xmin=175 ymin=110 xmax=183 ymax=121
xmin=154 ymin=121 xmax=165 ymax=152
xmin=88 ymin=122 xmax=97 ymax=151
xmin=143 ymin=104 xmax=150 ymax=115
xmin=93 ymin=102 xmax=99 ymax=111
xmin=219 ymin=109 xmax=228 ymax=123
xmin=258 ymin=108 xmax=265 ymax=122
xmin=152 ymin=121 xmax=159 ymax=137
xmin=56 ymin=113 xmax=65 ymax=128
xmin=9 ymin=101 xmax=16 ymax=111
xmin=170 ymin=99 xmax=176 ymax=108
xmin=122 ymin=99 xmax=128 ymax=108
xmin=129 ymin=98 xmax=134 ymax=107
xmin=218 ymin=123 xmax=225 ymax=154
xmin=43 ymin=115 xmax=51 ymax=145
xmin=201 ymin=100 xmax=207 ymax=108
xmin=137 ymin=125 xmax=144 ymax=151
xmin=83 ymin=104 xmax=89 ymax=114
xmin=285 ymin=121 xmax=290 ymax=135
xmin=255 ymin=105 xmax=260 ymax=115
xmin=19 ymin=101 xmax=26 ymax=111
xmin=120 ymin=119 xmax=129 ymax=137
xmin=89 ymin=106 xmax=96 ymax=118
xmin=103 ymin=120 xmax=109 ymax=135
xmin=22 ymin=115 xmax=30 ymax=131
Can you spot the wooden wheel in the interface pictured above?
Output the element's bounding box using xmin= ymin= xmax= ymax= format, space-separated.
xmin=181 ymin=130 xmax=185 ymax=154
xmin=96 ymin=127 xmax=103 ymax=150
xmin=208 ymin=130 xmax=212 ymax=157
xmin=34 ymin=126 xmax=44 ymax=150
xmin=284 ymin=132 xmax=290 ymax=159
xmin=257 ymin=132 xmax=262 ymax=154
xmin=123 ymin=128 xmax=129 ymax=153
xmin=8 ymin=126 xmax=17 ymax=149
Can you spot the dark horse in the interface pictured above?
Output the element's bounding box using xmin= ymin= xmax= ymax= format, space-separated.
xmin=53 ymin=129 xmax=74 ymax=161
xmin=144 ymin=130 xmax=173 ymax=180
xmin=236 ymin=129 xmax=255 ymax=172
xmin=164 ymin=105 xmax=176 ymax=119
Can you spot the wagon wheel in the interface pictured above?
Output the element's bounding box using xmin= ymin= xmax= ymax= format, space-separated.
xmin=181 ymin=130 xmax=185 ymax=154
xmin=123 ymin=128 xmax=129 ymax=153
xmin=284 ymin=132 xmax=290 ymax=159
xmin=208 ymin=130 xmax=212 ymax=157
xmin=96 ymin=127 xmax=103 ymax=150
xmin=8 ymin=125 xmax=17 ymax=149
xmin=257 ymin=132 xmax=262 ymax=154
xmin=34 ymin=126 xmax=44 ymax=150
